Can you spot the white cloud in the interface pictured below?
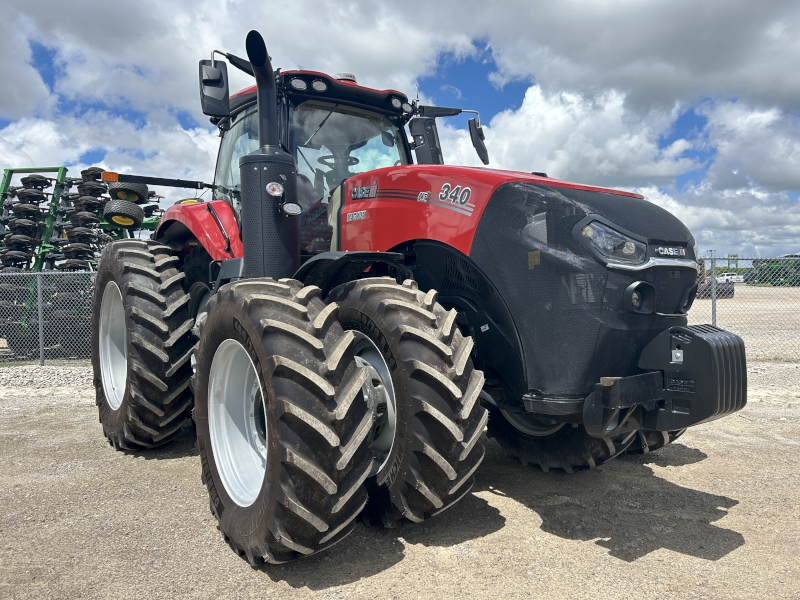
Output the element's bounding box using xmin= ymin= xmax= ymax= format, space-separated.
xmin=0 ymin=0 xmax=798 ymax=256
xmin=438 ymin=88 xmax=800 ymax=255
xmin=440 ymin=86 xmax=698 ymax=187
xmin=0 ymin=16 xmax=54 ymax=119
xmin=639 ymin=186 xmax=800 ymax=256
xmin=0 ymin=112 xmax=218 ymax=204
xmin=700 ymin=101 xmax=800 ymax=193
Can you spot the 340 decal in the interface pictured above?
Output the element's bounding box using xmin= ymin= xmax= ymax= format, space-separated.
xmin=439 ymin=183 xmax=472 ymax=206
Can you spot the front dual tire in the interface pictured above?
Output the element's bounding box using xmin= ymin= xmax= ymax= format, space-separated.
xmin=330 ymin=277 xmax=488 ymax=525
xmin=194 ymin=276 xmax=488 ymax=563
xmin=194 ymin=278 xmax=375 ymax=565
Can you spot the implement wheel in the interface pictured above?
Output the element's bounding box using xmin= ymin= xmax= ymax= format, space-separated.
xmin=104 ymin=199 xmax=144 ymax=229
xmin=194 ymin=279 xmax=374 ymax=565
xmin=329 ymin=277 xmax=487 ymax=526
xmin=91 ymin=239 xmax=195 ymax=450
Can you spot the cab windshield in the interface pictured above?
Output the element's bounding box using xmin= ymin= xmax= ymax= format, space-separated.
xmin=291 ymin=101 xmax=407 ymax=203
xmin=214 ymin=101 xmax=407 ymax=211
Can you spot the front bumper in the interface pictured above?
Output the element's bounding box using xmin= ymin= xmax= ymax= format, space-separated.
xmin=583 ymin=324 xmax=747 ymax=437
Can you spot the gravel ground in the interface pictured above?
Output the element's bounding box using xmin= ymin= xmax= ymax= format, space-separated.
xmin=1 ymin=362 xmax=798 ymax=599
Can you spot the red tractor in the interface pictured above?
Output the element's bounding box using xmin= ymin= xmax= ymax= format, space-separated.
xmin=91 ymin=30 xmax=747 ymax=565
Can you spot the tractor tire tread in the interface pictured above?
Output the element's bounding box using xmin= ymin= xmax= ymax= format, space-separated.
xmin=197 ymin=278 xmax=374 ymax=564
xmin=92 ymin=241 xmax=195 ymax=451
xmin=332 ymin=277 xmax=488 ymax=525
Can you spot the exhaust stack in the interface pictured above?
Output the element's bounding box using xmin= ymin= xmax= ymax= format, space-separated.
xmin=239 ymin=30 xmax=300 ymax=280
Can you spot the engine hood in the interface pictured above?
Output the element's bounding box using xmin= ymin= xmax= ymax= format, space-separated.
xmin=559 ymin=186 xmax=693 ymax=245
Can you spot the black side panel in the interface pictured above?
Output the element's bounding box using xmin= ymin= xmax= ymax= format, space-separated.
xmin=470 ymin=183 xmax=692 ymax=398
xmin=470 ymin=183 xmax=603 ymax=396
xmin=403 ymin=241 xmax=527 ymax=400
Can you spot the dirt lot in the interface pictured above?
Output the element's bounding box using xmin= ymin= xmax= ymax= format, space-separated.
xmin=1 ymin=361 xmax=798 ymax=599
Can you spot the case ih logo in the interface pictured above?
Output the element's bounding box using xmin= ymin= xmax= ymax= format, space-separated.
xmin=656 ymin=246 xmax=686 ymax=257
xmin=351 ymin=184 xmax=378 ymax=199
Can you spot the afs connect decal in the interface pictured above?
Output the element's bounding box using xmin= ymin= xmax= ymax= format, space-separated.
xmin=346 ymin=210 xmax=367 ymax=222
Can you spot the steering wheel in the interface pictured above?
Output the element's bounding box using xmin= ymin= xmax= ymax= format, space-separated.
xmin=318 ymin=155 xmax=359 ymax=169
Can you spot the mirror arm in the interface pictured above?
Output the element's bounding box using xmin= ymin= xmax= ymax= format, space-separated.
xmin=460 ymin=109 xmax=481 ymax=127
xmin=223 ymin=52 xmax=255 ymax=77
xmin=210 ymin=49 xmax=225 ymax=67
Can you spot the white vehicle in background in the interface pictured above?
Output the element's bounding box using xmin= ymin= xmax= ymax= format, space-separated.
xmin=717 ymin=272 xmax=745 ymax=283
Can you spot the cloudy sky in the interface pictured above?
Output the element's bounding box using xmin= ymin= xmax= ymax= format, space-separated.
xmin=2 ymin=0 xmax=799 ymax=256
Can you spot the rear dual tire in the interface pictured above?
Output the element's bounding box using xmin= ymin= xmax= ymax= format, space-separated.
xmin=91 ymin=239 xmax=195 ymax=450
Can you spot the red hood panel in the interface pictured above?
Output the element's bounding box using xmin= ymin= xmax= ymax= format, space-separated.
xmin=340 ymin=165 xmax=643 ymax=256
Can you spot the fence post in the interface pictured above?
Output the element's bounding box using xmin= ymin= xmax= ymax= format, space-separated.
xmin=710 ymin=256 xmax=717 ymax=327
xmin=37 ymin=273 xmax=44 ymax=366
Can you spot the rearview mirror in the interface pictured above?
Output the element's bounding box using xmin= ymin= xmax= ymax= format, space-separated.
xmin=199 ymin=59 xmax=230 ymax=117
xmin=469 ymin=118 xmax=489 ymax=165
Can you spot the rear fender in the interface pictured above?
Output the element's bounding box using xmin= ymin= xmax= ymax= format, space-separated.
xmin=155 ymin=200 xmax=243 ymax=260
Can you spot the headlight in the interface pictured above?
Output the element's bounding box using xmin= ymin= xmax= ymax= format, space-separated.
xmin=580 ymin=221 xmax=647 ymax=266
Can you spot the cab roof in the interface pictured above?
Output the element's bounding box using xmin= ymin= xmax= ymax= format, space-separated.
xmin=230 ymin=70 xmax=410 ymax=118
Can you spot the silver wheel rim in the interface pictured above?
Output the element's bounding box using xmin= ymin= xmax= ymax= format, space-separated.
xmin=350 ymin=331 xmax=396 ymax=472
xmin=501 ymin=409 xmax=565 ymax=436
xmin=208 ymin=339 xmax=267 ymax=508
xmin=99 ymin=281 xmax=127 ymax=411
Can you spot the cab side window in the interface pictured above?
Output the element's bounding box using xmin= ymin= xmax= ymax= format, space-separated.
xmin=214 ymin=109 xmax=259 ymax=212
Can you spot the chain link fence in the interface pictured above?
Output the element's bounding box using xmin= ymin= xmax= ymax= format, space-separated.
xmin=0 ymin=272 xmax=93 ymax=364
xmin=2 ymin=256 xmax=798 ymax=364
xmin=690 ymin=255 xmax=800 ymax=362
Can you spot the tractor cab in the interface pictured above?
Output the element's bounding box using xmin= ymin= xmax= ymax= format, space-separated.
xmin=200 ymin=58 xmax=487 ymax=258
xmin=214 ymin=76 xmax=412 ymax=207
xmin=208 ymin=70 xmax=416 ymax=257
